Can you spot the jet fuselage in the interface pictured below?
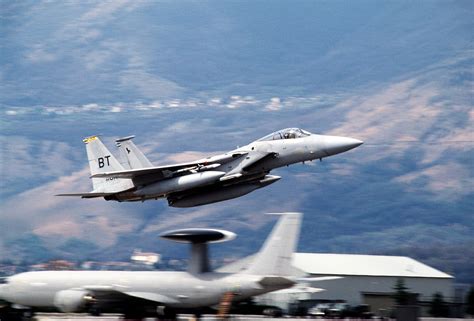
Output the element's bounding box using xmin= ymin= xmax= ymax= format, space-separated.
xmin=126 ymin=132 xmax=362 ymax=205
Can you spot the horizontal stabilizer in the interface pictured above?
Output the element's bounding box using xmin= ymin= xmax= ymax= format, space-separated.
xmin=56 ymin=192 xmax=116 ymax=198
xmin=274 ymin=286 xmax=325 ymax=294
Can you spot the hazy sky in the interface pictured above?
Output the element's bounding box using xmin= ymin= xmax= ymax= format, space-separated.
xmin=1 ymin=0 xmax=473 ymax=280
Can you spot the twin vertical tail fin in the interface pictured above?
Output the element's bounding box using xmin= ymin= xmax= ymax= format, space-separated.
xmin=83 ymin=136 xmax=133 ymax=193
xmin=115 ymin=136 xmax=154 ymax=169
xmin=245 ymin=212 xmax=302 ymax=276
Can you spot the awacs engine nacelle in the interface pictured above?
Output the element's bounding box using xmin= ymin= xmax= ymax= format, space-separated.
xmin=53 ymin=289 xmax=94 ymax=313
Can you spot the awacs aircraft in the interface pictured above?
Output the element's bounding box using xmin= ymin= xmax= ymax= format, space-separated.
xmin=0 ymin=213 xmax=303 ymax=319
xmin=58 ymin=128 xmax=363 ymax=207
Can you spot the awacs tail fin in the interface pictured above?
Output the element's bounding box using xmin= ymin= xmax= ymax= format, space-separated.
xmin=244 ymin=212 xmax=302 ymax=276
xmin=115 ymin=135 xmax=153 ymax=169
xmin=83 ymin=136 xmax=134 ymax=193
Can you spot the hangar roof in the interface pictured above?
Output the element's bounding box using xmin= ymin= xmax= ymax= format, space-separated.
xmin=293 ymin=253 xmax=453 ymax=279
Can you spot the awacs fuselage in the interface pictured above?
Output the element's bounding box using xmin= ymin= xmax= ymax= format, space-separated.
xmin=58 ymin=128 xmax=363 ymax=207
xmin=0 ymin=271 xmax=289 ymax=311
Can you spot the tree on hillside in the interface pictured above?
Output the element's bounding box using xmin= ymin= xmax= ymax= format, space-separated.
xmin=466 ymin=286 xmax=474 ymax=316
xmin=429 ymin=292 xmax=449 ymax=317
xmin=393 ymin=278 xmax=410 ymax=305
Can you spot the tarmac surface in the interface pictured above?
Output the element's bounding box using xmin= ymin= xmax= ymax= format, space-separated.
xmin=29 ymin=313 xmax=474 ymax=321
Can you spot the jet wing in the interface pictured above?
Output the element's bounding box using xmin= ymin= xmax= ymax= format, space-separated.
xmin=91 ymin=152 xmax=249 ymax=184
xmin=241 ymin=152 xmax=279 ymax=172
xmin=219 ymin=151 xmax=278 ymax=182
xmin=90 ymin=162 xmax=204 ymax=179
xmin=56 ymin=192 xmax=117 ymax=198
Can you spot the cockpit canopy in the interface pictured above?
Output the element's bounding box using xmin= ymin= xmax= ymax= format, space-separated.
xmin=257 ymin=128 xmax=312 ymax=141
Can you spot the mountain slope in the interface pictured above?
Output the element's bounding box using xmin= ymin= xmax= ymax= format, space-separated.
xmin=1 ymin=1 xmax=472 ymax=282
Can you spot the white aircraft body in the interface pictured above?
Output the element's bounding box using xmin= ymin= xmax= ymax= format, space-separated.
xmin=0 ymin=213 xmax=303 ymax=319
xmin=58 ymin=128 xmax=362 ymax=207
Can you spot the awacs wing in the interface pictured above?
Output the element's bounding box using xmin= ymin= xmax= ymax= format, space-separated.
xmin=83 ymin=286 xmax=179 ymax=305
xmin=122 ymin=292 xmax=179 ymax=305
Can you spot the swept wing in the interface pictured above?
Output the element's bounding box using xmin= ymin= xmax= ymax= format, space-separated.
xmin=91 ymin=161 xmax=208 ymax=179
xmin=91 ymin=152 xmax=250 ymax=184
xmin=83 ymin=285 xmax=179 ymax=305
xmin=55 ymin=192 xmax=117 ymax=198
xmin=241 ymin=152 xmax=278 ymax=172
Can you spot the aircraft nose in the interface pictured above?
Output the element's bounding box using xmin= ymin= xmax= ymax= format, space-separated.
xmin=0 ymin=284 xmax=8 ymax=300
xmin=324 ymin=136 xmax=363 ymax=156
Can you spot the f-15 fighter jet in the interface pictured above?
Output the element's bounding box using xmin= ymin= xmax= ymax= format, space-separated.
xmin=58 ymin=128 xmax=362 ymax=207
xmin=0 ymin=213 xmax=303 ymax=319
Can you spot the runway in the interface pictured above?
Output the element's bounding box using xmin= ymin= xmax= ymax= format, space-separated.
xmin=31 ymin=314 xmax=474 ymax=321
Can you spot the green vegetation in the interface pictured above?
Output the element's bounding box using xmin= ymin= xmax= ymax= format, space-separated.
xmin=393 ymin=278 xmax=410 ymax=305
xmin=466 ymin=286 xmax=474 ymax=316
xmin=429 ymin=292 xmax=449 ymax=317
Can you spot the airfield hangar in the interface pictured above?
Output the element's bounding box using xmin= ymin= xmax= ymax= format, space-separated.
xmin=258 ymin=253 xmax=453 ymax=315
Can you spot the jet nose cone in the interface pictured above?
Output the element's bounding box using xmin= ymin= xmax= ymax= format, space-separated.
xmin=324 ymin=136 xmax=363 ymax=156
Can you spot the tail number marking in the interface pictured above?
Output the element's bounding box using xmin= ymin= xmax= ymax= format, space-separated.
xmin=98 ymin=156 xmax=111 ymax=168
